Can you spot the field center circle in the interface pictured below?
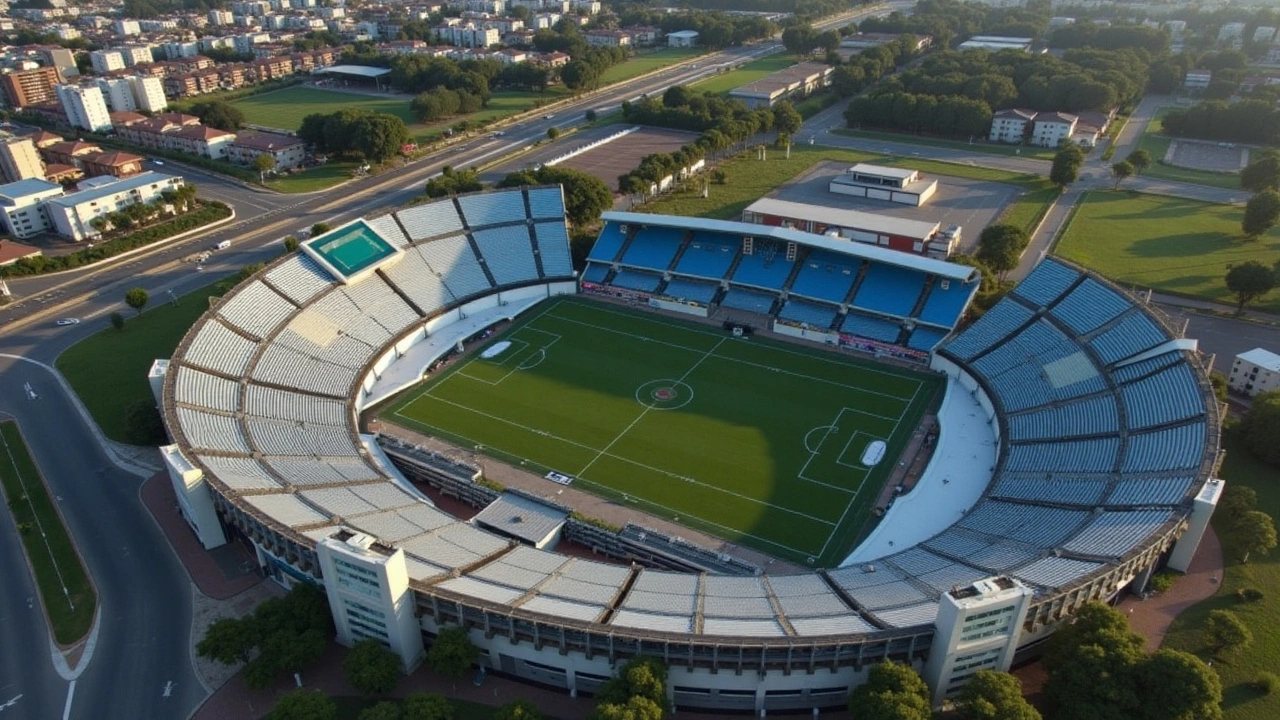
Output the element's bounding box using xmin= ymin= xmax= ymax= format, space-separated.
xmin=635 ymin=379 xmax=694 ymax=410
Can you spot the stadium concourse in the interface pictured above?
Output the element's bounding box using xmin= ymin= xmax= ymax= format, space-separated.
xmin=156 ymin=185 xmax=1223 ymax=714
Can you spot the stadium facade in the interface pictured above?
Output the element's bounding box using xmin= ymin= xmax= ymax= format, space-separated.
xmin=157 ymin=187 xmax=1222 ymax=713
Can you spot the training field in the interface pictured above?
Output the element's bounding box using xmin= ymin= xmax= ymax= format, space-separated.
xmin=231 ymin=86 xmax=417 ymax=131
xmin=384 ymin=298 xmax=940 ymax=567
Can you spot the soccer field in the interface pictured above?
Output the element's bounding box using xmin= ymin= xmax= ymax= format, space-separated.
xmin=384 ymin=298 xmax=941 ymax=566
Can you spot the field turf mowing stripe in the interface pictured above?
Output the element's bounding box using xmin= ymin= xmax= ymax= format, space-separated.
xmin=383 ymin=296 xmax=940 ymax=566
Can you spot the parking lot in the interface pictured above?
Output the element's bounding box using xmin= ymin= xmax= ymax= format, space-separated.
xmin=769 ymin=161 xmax=1018 ymax=252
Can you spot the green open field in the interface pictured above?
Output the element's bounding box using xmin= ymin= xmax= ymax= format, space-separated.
xmin=601 ymin=47 xmax=706 ymax=85
xmin=383 ymin=297 xmax=940 ymax=566
xmin=1137 ymin=107 xmax=1242 ymax=190
xmin=58 ymin=284 xmax=223 ymax=444
xmin=0 ymin=422 xmax=96 ymax=644
xmin=1056 ymin=191 xmax=1280 ymax=313
xmin=691 ymin=54 xmax=796 ymax=95
xmin=1163 ymin=428 xmax=1280 ymax=720
xmin=232 ymin=86 xmax=562 ymax=141
xmin=832 ymin=127 xmax=1060 ymax=161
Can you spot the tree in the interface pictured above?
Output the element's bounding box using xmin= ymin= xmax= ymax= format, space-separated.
xmin=975 ymin=224 xmax=1028 ymax=282
xmin=547 ymin=126 xmax=560 ymax=141
xmin=493 ymin=700 xmax=542 ymax=720
xmin=1220 ymin=485 xmax=1258 ymax=519
xmin=561 ymin=60 xmax=600 ymax=92
xmin=402 ymin=692 xmax=453 ymax=720
xmin=1224 ymin=260 xmax=1276 ymax=313
xmin=847 ymin=661 xmax=931 ymax=720
xmin=124 ymin=287 xmax=149 ymax=315
xmin=957 ymin=670 xmax=1041 ymax=720
xmin=1050 ymin=145 xmax=1085 ymax=189
xmin=197 ymin=616 xmax=258 ymax=665
xmin=1042 ymin=603 xmax=1146 ymax=720
xmin=253 ymin=153 xmax=277 ymax=180
xmin=595 ymin=656 xmax=667 ymax=708
xmin=343 ymin=639 xmax=401 ymax=696
xmin=590 ymin=696 xmax=665 ymax=720
xmin=109 ymin=311 xmax=125 ymax=331
xmin=772 ymin=101 xmax=803 ymax=136
xmin=425 ymin=625 xmax=478 ymax=680
xmin=359 ymin=702 xmax=403 ymax=720
xmin=199 ymin=584 xmax=332 ymax=690
xmin=1111 ymin=161 xmax=1134 ymax=189
xmin=1228 ymin=510 xmax=1277 ymax=562
xmin=264 ymin=689 xmax=336 ymax=720
xmin=191 ymin=100 xmax=246 ymax=132
xmin=283 ymin=236 xmax=300 ymax=252
xmin=498 ymin=166 xmax=611 ymax=226
xmin=1242 ymin=189 xmax=1280 ymax=239
xmin=125 ymin=399 xmax=166 ymax=444
xmin=1204 ymin=609 xmax=1252 ymax=656
xmin=1131 ymin=649 xmax=1222 ymax=720
xmin=1241 ymin=390 xmax=1280 ymax=466
xmin=1241 ymin=149 xmax=1280 ymax=192
xmin=311 ymin=223 xmax=332 ymax=236
xmin=1125 ymin=149 xmax=1152 ymax=175
xmin=585 ymin=109 xmax=597 ymax=122
xmin=354 ymin=113 xmax=410 ymax=163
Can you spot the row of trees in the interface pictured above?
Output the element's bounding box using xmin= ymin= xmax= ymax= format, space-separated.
xmin=611 ymin=6 xmax=779 ymax=49
xmin=497 ymin=166 xmax=612 ymax=227
xmin=1161 ymin=100 xmax=1280 ymax=146
xmin=859 ymin=0 xmax=1052 ymax=48
xmin=297 ymin=109 xmax=410 ymax=163
xmin=388 ymin=55 xmax=495 ymax=100
xmin=847 ymin=660 xmax=1040 ymax=720
xmin=410 ymin=87 xmax=486 ymax=123
xmin=846 ymin=92 xmax=993 ymax=139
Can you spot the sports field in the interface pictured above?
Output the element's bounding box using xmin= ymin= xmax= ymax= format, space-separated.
xmin=384 ymin=298 xmax=940 ymax=567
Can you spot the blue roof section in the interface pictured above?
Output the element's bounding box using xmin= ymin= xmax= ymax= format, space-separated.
xmin=604 ymin=211 xmax=978 ymax=282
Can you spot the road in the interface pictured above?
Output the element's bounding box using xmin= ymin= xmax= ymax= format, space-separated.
xmin=0 ymin=7 xmax=907 ymax=719
xmin=0 ymin=356 xmax=204 ymax=720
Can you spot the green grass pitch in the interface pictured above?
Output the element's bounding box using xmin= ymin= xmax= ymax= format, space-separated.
xmin=383 ymin=298 xmax=941 ymax=567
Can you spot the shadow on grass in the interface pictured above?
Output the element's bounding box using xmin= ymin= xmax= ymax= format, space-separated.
xmin=1125 ymin=232 xmax=1238 ymax=258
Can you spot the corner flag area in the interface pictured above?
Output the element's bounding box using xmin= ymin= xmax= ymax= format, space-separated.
xmin=383 ymin=298 xmax=940 ymax=567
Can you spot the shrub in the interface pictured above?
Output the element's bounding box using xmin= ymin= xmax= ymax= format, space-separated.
xmin=1236 ymin=586 xmax=1264 ymax=602
xmin=1149 ymin=570 xmax=1179 ymax=593
xmin=1255 ymin=672 xmax=1279 ymax=695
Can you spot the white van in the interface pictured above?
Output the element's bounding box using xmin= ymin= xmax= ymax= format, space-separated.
xmin=214 ymin=240 xmax=231 ymax=250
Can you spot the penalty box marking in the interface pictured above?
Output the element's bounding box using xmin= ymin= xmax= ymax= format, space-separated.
xmin=454 ymin=328 xmax=562 ymax=386
xmin=798 ymin=406 xmax=897 ymax=488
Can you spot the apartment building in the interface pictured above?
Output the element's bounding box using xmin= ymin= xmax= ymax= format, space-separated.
xmin=55 ymin=84 xmax=112 ymax=133
xmin=45 ymin=171 xmax=185 ymax=241
xmin=0 ymin=66 xmax=64 ymax=108
xmin=0 ymin=135 xmax=46 ymax=184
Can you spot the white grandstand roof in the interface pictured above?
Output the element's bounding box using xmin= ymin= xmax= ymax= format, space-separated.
xmin=603 ymin=211 xmax=976 ymax=282
xmin=745 ymin=197 xmax=941 ymax=242
xmin=314 ymin=64 xmax=392 ymax=78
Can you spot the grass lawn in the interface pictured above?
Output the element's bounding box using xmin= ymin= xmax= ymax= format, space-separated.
xmin=233 ymin=86 xmax=418 ymax=131
xmin=1055 ymin=191 xmax=1280 ymax=313
xmin=57 ymin=285 xmax=223 ymax=444
xmin=266 ymin=160 xmax=360 ymax=194
xmin=332 ymin=695 xmax=548 ymax=720
xmin=832 ymin=127 xmax=1059 ymax=161
xmin=0 ymin=422 xmax=97 ymax=645
xmin=383 ymin=297 xmax=940 ymax=566
xmin=1161 ymin=428 xmax=1280 ymax=720
xmin=642 ymin=144 xmax=1056 ymax=234
xmin=600 ymin=47 xmax=706 ymax=85
xmin=691 ymin=54 xmax=796 ymax=95
xmin=231 ymin=86 xmax=565 ymax=143
xmin=1135 ymin=108 xmax=1243 ymax=190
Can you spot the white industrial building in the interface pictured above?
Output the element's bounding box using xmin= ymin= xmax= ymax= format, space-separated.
xmin=43 ymin=172 xmax=185 ymax=240
xmin=1229 ymin=348 xmax=1280 ymax=397
xmin=0 ymin=178 xmax=62 ymax=238
xmin=828 ymin=163 xmax=939 ymax=206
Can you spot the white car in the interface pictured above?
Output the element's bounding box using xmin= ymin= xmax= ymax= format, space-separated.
xmin=55 ymin=318 xmax=80 ymax=326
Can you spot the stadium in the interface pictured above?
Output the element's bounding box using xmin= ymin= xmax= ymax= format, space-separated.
xmin=156 ymin=186 xmax=1222 ymax=713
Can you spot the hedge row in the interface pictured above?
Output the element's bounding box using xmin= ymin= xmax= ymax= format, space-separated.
xmin=1 ymin=201 xmax=231 ymax=277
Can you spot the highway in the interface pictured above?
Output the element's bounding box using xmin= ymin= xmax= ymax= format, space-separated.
xmin=0 ymin=7 xmax=903 ymax=719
